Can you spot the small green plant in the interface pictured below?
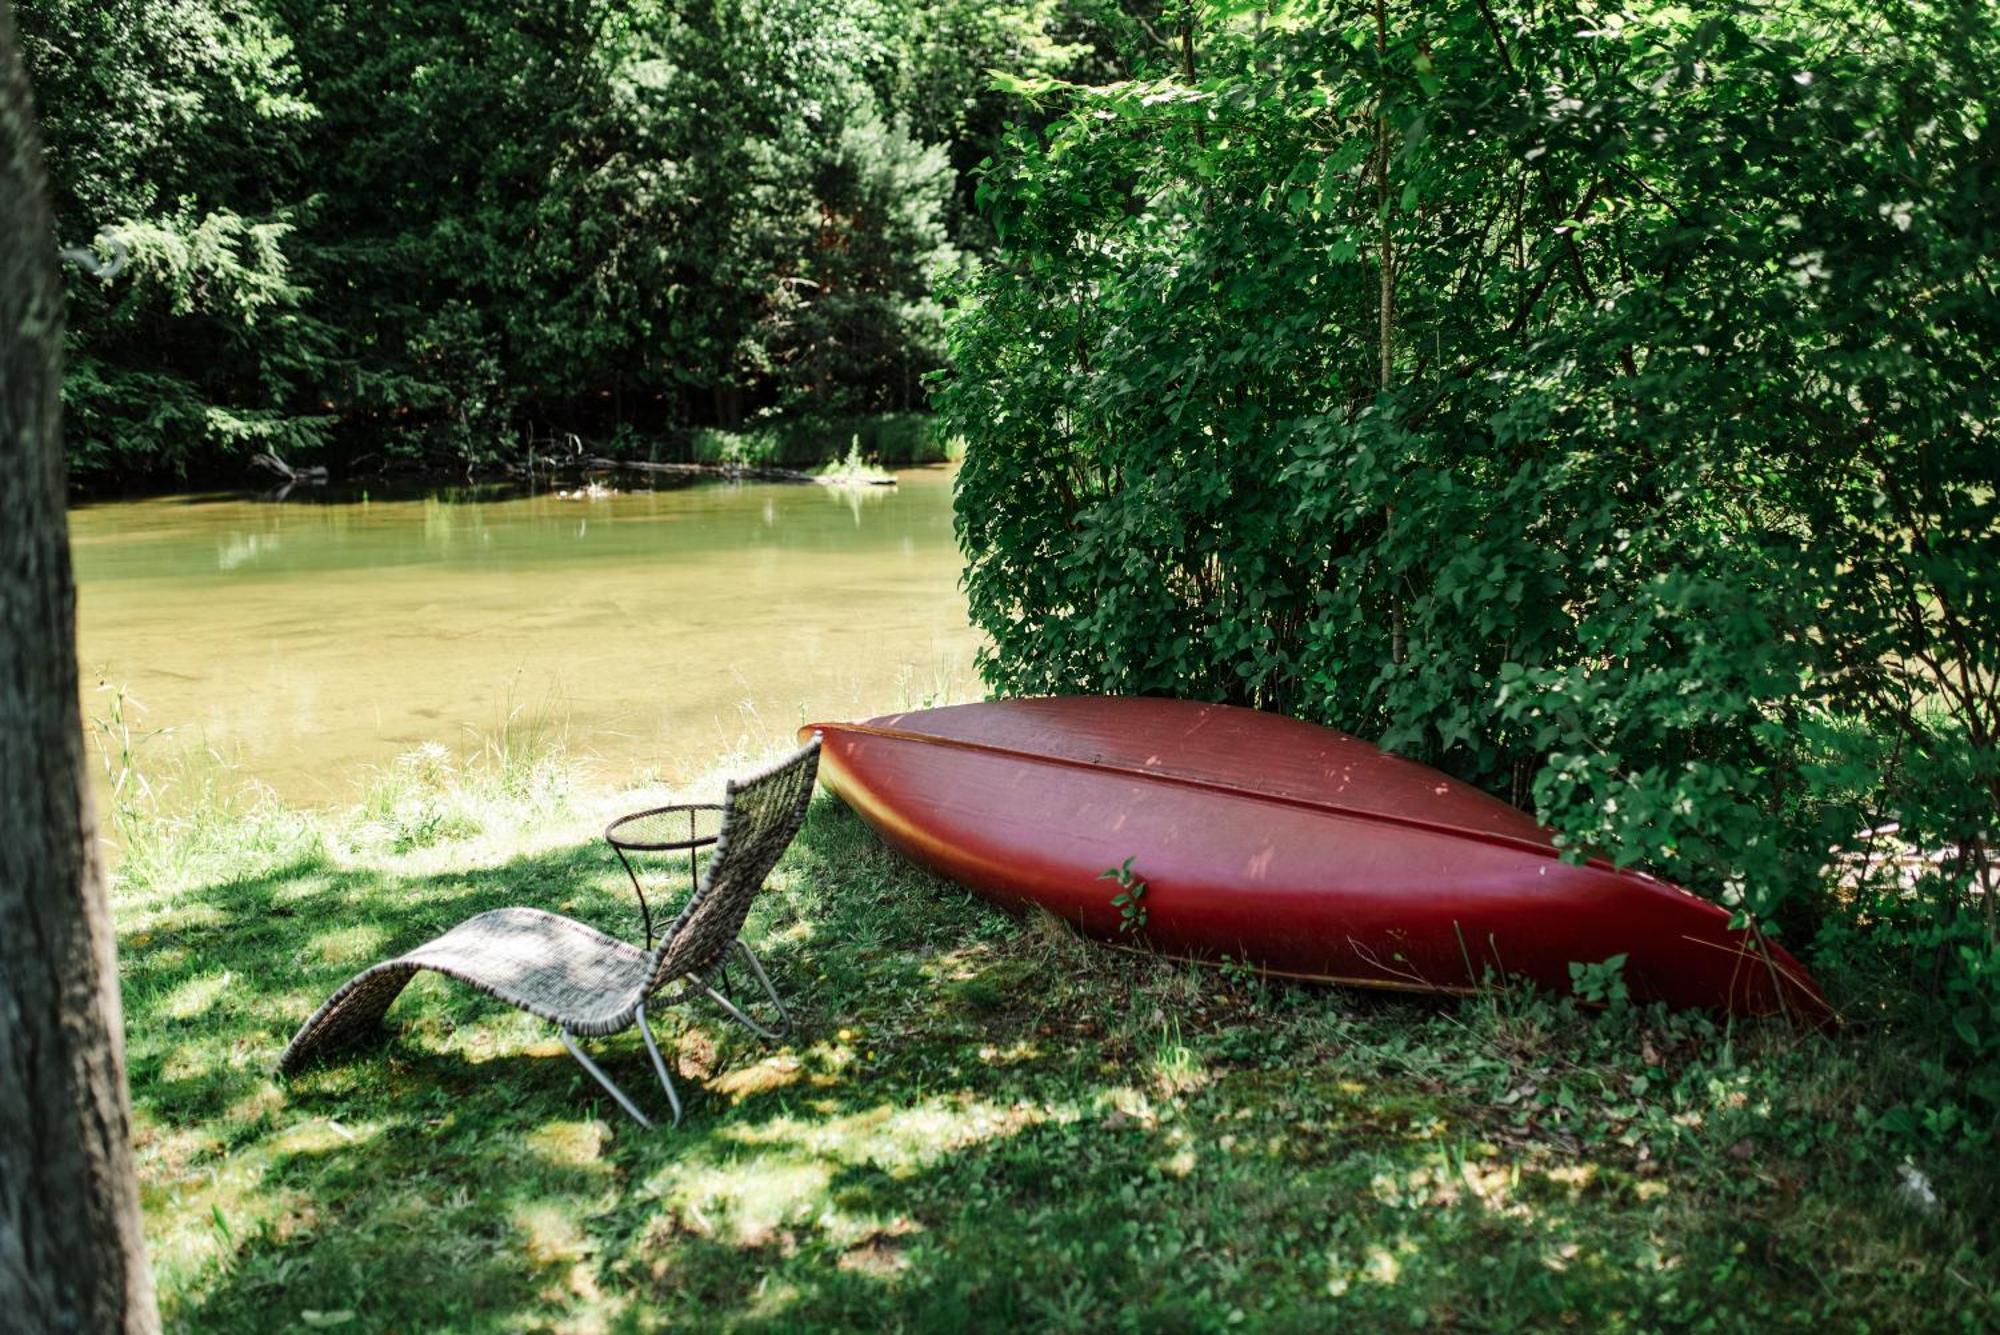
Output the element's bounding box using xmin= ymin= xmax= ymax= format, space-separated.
xmin=1217 ymin=953 xmax=1256 ymax=991
xmin=1097 ymin=856 xmax=1148 ymax=934
xmin=1568 ymin=953 xmax=1631 ymax=1010
xmin=814 ymin=438 xmax=894 ymax=486
xmin=89 ymin=680 xmax=165 ymax=820
xmin=356 ymin=743 xmax=469 ymax=853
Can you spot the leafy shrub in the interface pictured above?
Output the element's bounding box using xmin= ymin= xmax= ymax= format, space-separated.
xmin=856 ymin=412 xmax=947 ymax=465
xmin=1568 ymin=956 xmax=1631 ymax=1013
xmin=687 ymin=413 xmax=951 ymax=468
xmin=690 ymin=427 xmax=785 ymax=469
xmin=939 ymin=0 xmax=1999 ymax=1116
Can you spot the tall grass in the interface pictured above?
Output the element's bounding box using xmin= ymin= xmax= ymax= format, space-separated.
xmin=91 ymin=677 xmax=579 ymax=895
xmin=89 ymin=682 xmax=311 ymax=895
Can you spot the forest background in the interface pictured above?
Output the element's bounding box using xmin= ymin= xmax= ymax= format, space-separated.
xmin=19 ymin=0 xmax=1144 ymax=481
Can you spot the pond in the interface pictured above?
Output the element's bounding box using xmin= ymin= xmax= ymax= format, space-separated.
xmin=69 ymin=467 xmax=979 ymax=807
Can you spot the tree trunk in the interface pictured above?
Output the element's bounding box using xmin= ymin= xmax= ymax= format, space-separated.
xmin=0 ymin=4 xmax=160 ymax=1329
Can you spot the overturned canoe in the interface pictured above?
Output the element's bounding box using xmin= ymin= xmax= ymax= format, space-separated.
xmin=801 ymin=695 xmax=1831 ymax=1022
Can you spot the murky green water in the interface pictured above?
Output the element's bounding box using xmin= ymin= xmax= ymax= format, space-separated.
xmin=69 ymin=468 xmax=978 ymax=805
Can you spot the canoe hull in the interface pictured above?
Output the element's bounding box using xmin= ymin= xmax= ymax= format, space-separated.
xmin=802 ymin=697 xmax=1830 ymax=1021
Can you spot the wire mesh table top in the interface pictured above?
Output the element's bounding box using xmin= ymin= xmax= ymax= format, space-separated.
xmin=605 ymin=802 xmax=725 ymax=852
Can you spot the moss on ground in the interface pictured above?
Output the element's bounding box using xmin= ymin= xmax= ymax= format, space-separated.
xmin=112 ymin=757 xmax=1997 ymax=1331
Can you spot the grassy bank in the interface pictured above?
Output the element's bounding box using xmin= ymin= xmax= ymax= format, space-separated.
xmin=113 ymin=745 xmax=1996 ymax=1331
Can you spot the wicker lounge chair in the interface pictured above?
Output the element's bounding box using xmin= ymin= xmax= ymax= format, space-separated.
xmin=277 ymin=738 xmax=820 ymax=1127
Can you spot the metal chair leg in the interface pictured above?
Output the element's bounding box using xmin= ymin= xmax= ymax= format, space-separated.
xmin=635 ymin=1004 xmax=683 ymax=1126
xmin=733 ymin=940 xmax=791 ymax=1036
xmin=703 ymin=984 xmax=782 ymax=1042
xmin=700 ymin=940 xmax=788 ymax=1042
xmin=558 ymin=1030 xmax=654 ymax=1129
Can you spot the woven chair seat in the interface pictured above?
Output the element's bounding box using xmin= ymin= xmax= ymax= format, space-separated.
xmin=400 ymin=908 xmax=653 ymax=1028
xmin=278 ymin=909 xmax=657 ymax=1073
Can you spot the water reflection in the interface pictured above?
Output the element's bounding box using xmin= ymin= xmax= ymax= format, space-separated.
xmin=71 ymin=468 xmax=978 ymax=804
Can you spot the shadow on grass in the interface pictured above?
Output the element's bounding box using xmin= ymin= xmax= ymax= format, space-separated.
xmin=120 ymin=798 xmax=1996 ymax=1331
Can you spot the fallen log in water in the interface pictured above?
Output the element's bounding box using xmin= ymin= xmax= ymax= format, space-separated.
xmin=250 ymin=451 xmax=329 ymax=500
xmin=250 ymin=451 xmax=329 ymax=484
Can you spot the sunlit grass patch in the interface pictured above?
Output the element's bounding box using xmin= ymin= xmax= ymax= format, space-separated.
xmin=302 ymin=922 xmax=394 ymax=970
xmin=525 ymin=1119 xmax=612 ymax=1171
xmin=707 ymin=1053 xmax=807 ymax=1102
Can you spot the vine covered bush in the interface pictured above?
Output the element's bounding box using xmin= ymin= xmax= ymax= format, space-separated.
xmin=940 ymin=0 xmax=1999 ymax=1120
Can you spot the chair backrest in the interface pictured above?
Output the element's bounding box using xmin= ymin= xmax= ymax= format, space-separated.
xmin=645 ymin=736 xmax=820 ymax=995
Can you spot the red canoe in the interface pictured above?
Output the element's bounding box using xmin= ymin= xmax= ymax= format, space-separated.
xmin=801 ymin=696 xmax=1831 ymax=1022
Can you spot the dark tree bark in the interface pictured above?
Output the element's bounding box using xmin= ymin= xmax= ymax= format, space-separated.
xmin=0 ymin=3 xmax=160 ymax=1329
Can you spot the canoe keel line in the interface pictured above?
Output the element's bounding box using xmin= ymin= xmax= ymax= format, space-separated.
xmin=802 ymin=696 xmax=1833 ymax=1024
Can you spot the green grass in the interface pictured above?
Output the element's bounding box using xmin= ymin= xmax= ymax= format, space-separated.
xmin=112 ymin=753 xmax=1998 ymax=1331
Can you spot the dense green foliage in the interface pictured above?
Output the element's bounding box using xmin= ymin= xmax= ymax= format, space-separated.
xmin=22 ymin=0 xmax=328 ymax=477
xmin=941 ymin=0 xmax=1999 ymax=1130
xmin=19 ymin=0 xmax=1136 ymax=480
